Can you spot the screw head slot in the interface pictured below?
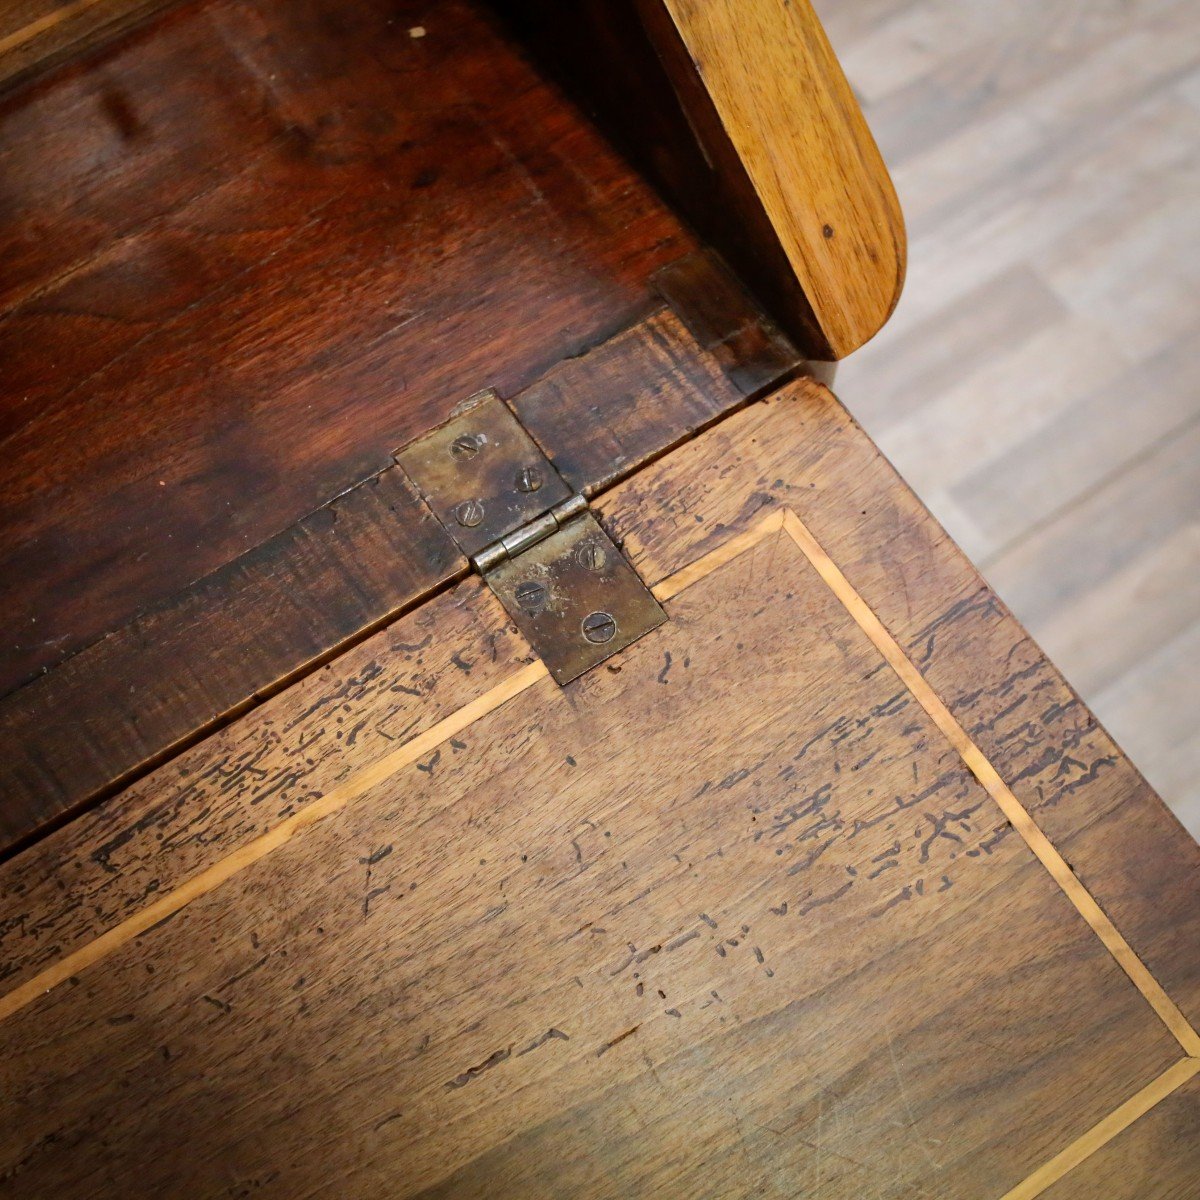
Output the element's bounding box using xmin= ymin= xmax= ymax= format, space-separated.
xmin=450 ymin=433 xmax=484 ymax=460
xmin=575 ymin=542 xmax=607 ymax=572
xmin=515 ymin=466 xmax=542 ymax=493
xmin=515 ymin=580 xmax=548 ymax=612
xmin=454 ymin=499 xmax=485 ymax=527
xmin=581 ymin=611 xmax=617 ymax=644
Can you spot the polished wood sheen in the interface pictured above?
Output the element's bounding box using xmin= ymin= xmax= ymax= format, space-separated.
xmin=652 ymin=0 xmax=906 ymax=357
xmin=2 ymin=382 xmax=1196 ymax=1197
xmin=0 ymin=0 xmax=695 ymax=698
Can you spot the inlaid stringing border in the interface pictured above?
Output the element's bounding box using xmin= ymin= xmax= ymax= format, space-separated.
xmin=998 ymin=1057 xmax=1200 ymax=1200
xmin=4 ymin=507 xmax=1196 ymax=1197
xmin=0 ymin=0 xmax=109 ymax=58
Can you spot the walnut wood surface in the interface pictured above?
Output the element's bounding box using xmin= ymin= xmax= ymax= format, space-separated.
xmin=1040 ymin=1070 xmax=1200 ymax=1199
xmin=0 ymin=0 xmax=174 ymax=91
xmin=495 ymin=0 xmax=904 ymax=361
xmin=2 ymin=381 xmax=1195 ymax=1197
xmin=0 ymin=249 xmax=799 ymax=859
xmin=0 ymin=0 xmax=693 ymax=698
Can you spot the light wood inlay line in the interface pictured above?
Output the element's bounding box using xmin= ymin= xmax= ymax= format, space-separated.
xmin=999 ymin=1056 xmax=1200 ymax=1200
xmin=3 ymin=496 xmax=1195 ymax=1152
xmin=778 ymin=507 xmax=1200 ymax=1058
xmin=0 ymin=660 xmax=550 ymax=1023
xmin=0 ymin=0 xmax=109 ymax=56
xmin=0 ymin=511 xmax=784 ymax=1024
xmin=650 ymin=509 xmax=785 ymax=602
xmin=0 ymin=519 xmax=784 ymax=1021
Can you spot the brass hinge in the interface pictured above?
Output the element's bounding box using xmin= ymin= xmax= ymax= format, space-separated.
xmin=395 ymin=390 xmax=666 ymax=684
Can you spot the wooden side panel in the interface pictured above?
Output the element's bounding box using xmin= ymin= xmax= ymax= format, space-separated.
xmin=650 ymin=0 xmax=906 ymax=357
xmin=1 ymin=381 xmax=1196 ymax=1197
xmin=496 ymin=0 xmax=905 ymax=359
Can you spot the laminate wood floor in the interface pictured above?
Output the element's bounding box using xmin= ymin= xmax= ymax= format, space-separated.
xmin=814 ymin=0 xmax=1200 ymax=837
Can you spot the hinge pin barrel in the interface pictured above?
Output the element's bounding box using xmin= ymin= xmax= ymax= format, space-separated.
xmin=396 ymin=390 xmax=664 ymax=684
xmin=472 ymin=493 xmax=586 ymax=573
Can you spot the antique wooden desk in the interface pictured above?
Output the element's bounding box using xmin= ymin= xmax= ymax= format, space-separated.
xmin=1 ymin=2 xmax=1197 ymax=1197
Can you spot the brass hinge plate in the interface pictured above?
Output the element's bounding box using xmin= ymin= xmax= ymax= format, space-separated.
xmin=484 ymin=510 xmax=666 ymax=685
xmin=395 ymin=391 xmax=666 ymax=684
xmin=394 ymin=389 xmax=572 ymax=557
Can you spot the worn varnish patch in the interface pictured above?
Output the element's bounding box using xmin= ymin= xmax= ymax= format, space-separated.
xmin=0 ymin=382 xmax=1196 ymax=1198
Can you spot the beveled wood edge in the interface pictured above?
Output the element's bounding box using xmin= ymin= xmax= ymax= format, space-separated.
xmin=0 ymin=250 xmax=804 ymax=861
xmin=492 ymin=0 xmax=902 ymax=361
xmin=2 ymin=499 xmax=1194 ymax=1196
xmin=642 ymin=0 xmax=906 ymax=357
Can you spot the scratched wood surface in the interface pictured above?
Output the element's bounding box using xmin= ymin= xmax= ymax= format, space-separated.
xmin=0 ymin=0 xmax=694 ymax=698
xmin=0 ymin=250 xmax=800 ymax=857
xmin=1041 ymin=1073 xmax=1200 ymax=1199
xmin=2 ymin=381 xmax=1197 ymax=1197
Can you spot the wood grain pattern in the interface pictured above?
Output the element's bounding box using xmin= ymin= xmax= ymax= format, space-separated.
xmin=515 ymin=253 xmax=802 ymax=495
xmin=1002 ymin=1059 xmax=1200 ymax=1200
xmin=0 ymin=0 xmax=693 ymax=697
xmin=493 ymin=0 xmax=902 ymax=360
xmin=2 ymin=381 xmax=1196 ymax=1196
xmin=776 ymin=504 xmax=1199 ymax=1056
xmin=653 ymin=0 xmax=905 ymax=357
xmin=1040 ymin=1069 xmax=1200 ymax=1199
xmin=0 ymin=0 xmax=173 ymax=90
xmin=0 ymin=466 xmax=459 ymax=855
xmin=0 ymin=251 xmax=799 ymax=858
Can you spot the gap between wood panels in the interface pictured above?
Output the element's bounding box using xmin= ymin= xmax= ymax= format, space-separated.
xmin=3 ymin=506 xmax=1196 ymax=1197
xmin=0 ymin=661 xmax=551 ymax=1023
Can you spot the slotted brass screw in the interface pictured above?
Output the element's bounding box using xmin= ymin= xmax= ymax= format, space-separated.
xmin=454 ymin=499 xmax=485 ymax=527
xmin=515 ymin=581 xmax=547 ymax=612
xmin=576 ymin=542 xmax=606 ymax=571
xmin=515 ymin=466 xmax=542 ymax=493
xmin=582 ymin=611 xmax=617 ymax=644
xmin=450 ymin=434 xmax=483 ymax=459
